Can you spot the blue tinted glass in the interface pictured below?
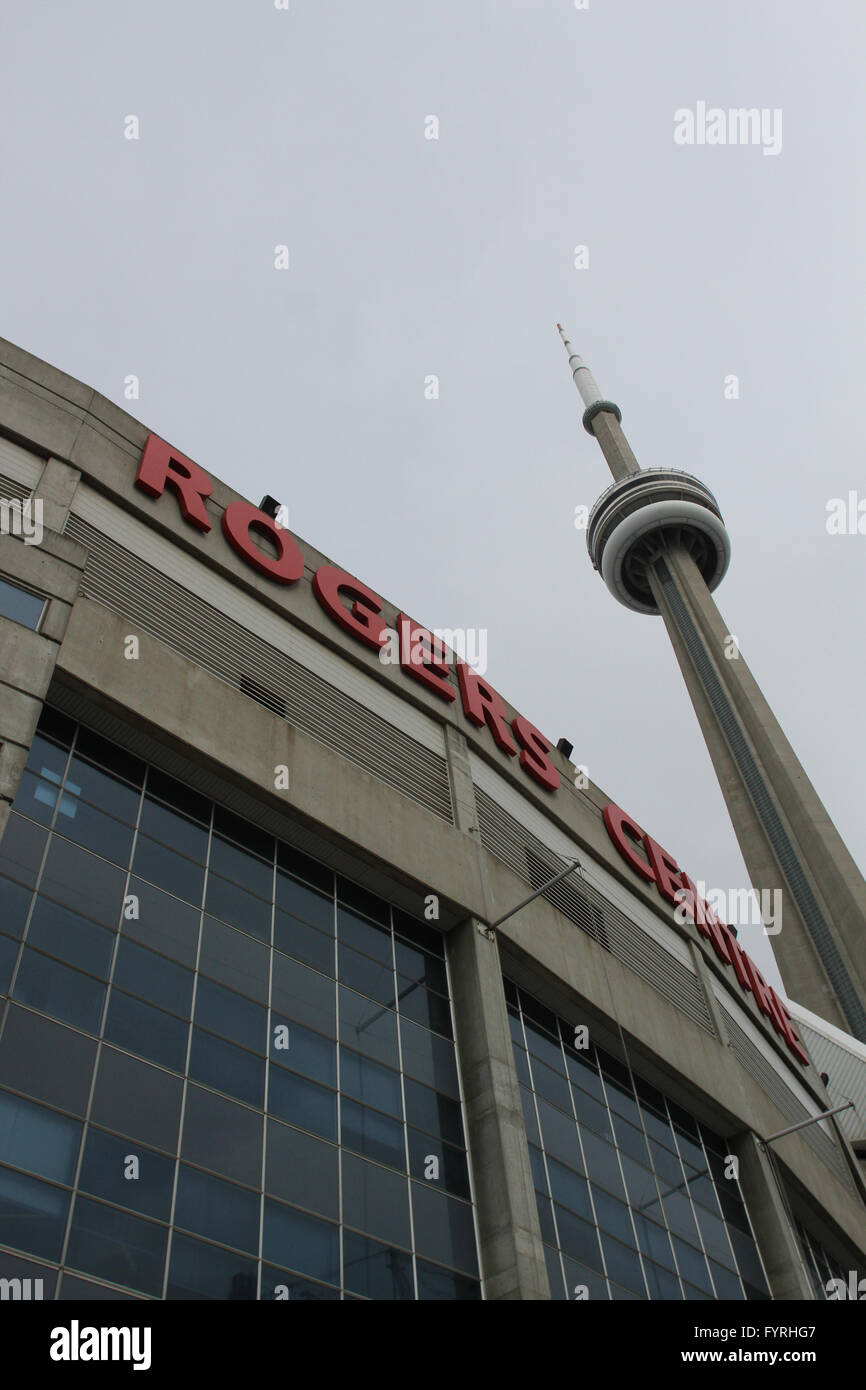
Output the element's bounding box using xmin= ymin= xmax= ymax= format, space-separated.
xmin=547 ymin=1159 xmax=591 ymax=1220
xmin=343 ymin=1229 xmax=413 ymax=1300
xmin=13 ymin=949 xmax=105 ymax=1033
xmin=601 ymin=1233 xmax=646 ymax=1296
xmin=39 ymin=839 xmax=126 ymax=928
xmin=0 ymin=814 xmax=48 ymax=888
xmin=10 ymin=772 xmax=57 ymax=825
xmin=406 ymin=1129 xmax=470 ymax=1200
xmin=262 ymin=1200 xmax=339 ymax=1286
xmin=132 ymin=834 xmax=205 ymax=906
xmin=403 ymin=1079 xmax=463 ymax=1146
xmin=554 ymin=1204 xmax=603 ymax=1272
xmin=174 ymin=1165 xmax=259 ymax=1254
xmin=195 ymin=978 xmax=266 ymax=1053
xmin=339 ymin=986 xmax=399 ymax=1069
xmin=204 ymin=873 xmax=271 ymax=941
xmin=0 ymin=876 xmax=32 ymax=939
xmin=26 ymin=898 xmax=115 ymax=978
xmin=209 ymin=835 xmax=272 ymax=897
xmin=275 ymin=873 xmax=334 ymax=933
xmin=166 ymin=1232 xmax=257 ymax=1300
xmin=399 ymin=1016 xmax=458 ymax=1097
xmin=188 ymin=1029 xmax=265 ymax=1108
xmin=57 ymin=796 xmax=135 ymax=866
xmin=0 ymin=933 xmax=17 ymax=992
xmin=65 ymin=1196 xmax=167 ymax=1297
xmin=138 ymin=796 xmax=209 ymax=863
xmin=337 ymin=908 xmax=392 ymax=965
xmin=338 ymin=942 xmax=396 ymax=1007
xmin=410 ymin=1184 xmax=478 ymax=1277
xmin=397 ymin=980 xmax=452 ymax=1038
xmin=0 ymin=1166 xmax=69 ymax=1260
xmin=0 ymin=1090 xmax=81 ymax=1183
xmin=394 ymin=939 xmax=448 ymax=994
xmin=339 ymin=1048 xmax=402 ymax=1118
xmin=265 ymin=1120 xmax=339 ymax=1220
xmin=269 ymin=1020 xmax=335 ymax=1088
xmin=271 ymin=954 xmax=335 ymax=1037
xmin=113 ymin=939 xmax=193 ymax=1017
xmin=267 ymin=1066 xmax=337 ymax=1141
xmin=65 ymin=756 xmax=141 ymax=824
xmin=340 ymin=1098 xmax=405 ymax=1170
xmin=260 ymin=1264 xmax=340 ymax=1300
xmin=78 ymin=1128 xmax=174 ymax=1222
xmin=25 ymin=733 xmax=69 ymax=783
xmin=341 ymin=1151 xmax=411 ymax=1248
xmin=274 ymin=909 xmax=334 ymax=975
xmin=104 ymin=992 xmax=189 ymax=1073
xmin=0 ymin=577 xmax=43 ymax=628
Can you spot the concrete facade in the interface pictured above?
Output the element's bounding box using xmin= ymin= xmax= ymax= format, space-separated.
xmin=0 ymin=337 xmax=865 ymax=1300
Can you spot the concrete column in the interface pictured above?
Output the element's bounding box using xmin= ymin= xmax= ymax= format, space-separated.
xmin=730 ymin=1131 xmax=815 ymax=1300
xmin=448 ymin=914 xmax=550 ymax=1300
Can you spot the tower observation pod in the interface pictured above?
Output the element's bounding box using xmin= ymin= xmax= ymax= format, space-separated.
xmin=558 ymin=325 xmax=866 ymax=1043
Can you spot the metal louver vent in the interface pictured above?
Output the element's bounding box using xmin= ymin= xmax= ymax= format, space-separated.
xmin=475 ymin=788 xmax=715 ymax=1034
xmin=0 ymin=472 xmax=32 ymax=501
xmin=721 ymin=1006 xmax=855 ymax=1193
xmin=64 ymin=515 xmax=453 ymax=823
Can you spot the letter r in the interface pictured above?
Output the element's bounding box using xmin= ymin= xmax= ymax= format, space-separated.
xmin=135 ymin=433 xmax=213 ymax=532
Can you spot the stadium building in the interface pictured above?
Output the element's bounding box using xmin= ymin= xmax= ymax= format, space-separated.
xmin=0 ymin=338 xmax=864 ymax=1301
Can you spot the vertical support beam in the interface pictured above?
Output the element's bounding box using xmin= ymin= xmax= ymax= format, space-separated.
xmin=448 ymin=915 xmax=550 ymax=1299
xmin=729 ymin=1131 xmax=815 ymax=1300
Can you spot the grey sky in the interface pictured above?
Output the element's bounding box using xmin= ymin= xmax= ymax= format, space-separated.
xmin=3 ymin=0 xmax=864 ymax=993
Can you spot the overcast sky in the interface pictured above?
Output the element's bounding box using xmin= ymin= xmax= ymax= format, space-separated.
xmin=2 ymin=0 xmax=864 ymax=998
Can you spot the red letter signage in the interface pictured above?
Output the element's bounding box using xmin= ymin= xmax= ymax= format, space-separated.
xmin=135 ymin=433 xmax=212 ymax=533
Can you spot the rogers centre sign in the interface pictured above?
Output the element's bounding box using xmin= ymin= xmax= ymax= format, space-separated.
xmin=603 ymin=804 xmax=809 ymax=1066
xmin=134 ymin=435 xmax=560 ymax=793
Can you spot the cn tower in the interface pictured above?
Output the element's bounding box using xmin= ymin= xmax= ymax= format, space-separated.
xmin=558 ymin=325 xmax=866 ymax=1043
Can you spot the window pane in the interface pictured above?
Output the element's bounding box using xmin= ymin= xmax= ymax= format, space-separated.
xmin=26 ymin=733 xmax=69 ymax=782
xmin=269 ymin=1020 xmax=335 ymax=1088
xmin=104 ymin=992 xmax=189 ymax=1073
xmin=166 ymin=1231 xmax=257 ymax=1300
xmin=602 ymin=1233 xmax=646 ymax=1296
xmin=547 ymin=1158 xmax=592 ymax=1221
xmin=399 ymin=1015 xmax=458 ymax=1097
xmin=397 ymin=980 xmax=453 ymax=1038
xmin=260 ymin=1264 xmax=339 ymax=1300
xmin=90 ymin=1048 xmax=183 ymax=1152
xmin=0 ymin=1090 xmax=81 ymax=1184
xmin=537 ymin=1099 xmax=581 ymax=1169
xmin=11 ymin=772 xmax=61 ymax=825
xmin=340 ymin=1098 xmax=404 ymax=1170
xmin=66 ymin=755 xmax=141 ymax=824
xmin=339 ymin=986 xmax=399 ymax=1069
xmin=0 ymin=933 xmax=17 ymax=994
xmin=338 ymin=942 xmax=396 ymax=1007
xmin=531 ymin=1057 xmax=573 ymax=1113
xmin=138 ymin=796 xmax=209 ymax=863
xmin=13 ymin=948 xmax=105 ymax=1033
xmin=337 ymin=908 xmax=392 ymax=965
xmin=554 ymin=1204 xmax=603 ymax=1272
xmin=144 ymin=768 xmax=210 ymax=826
xmin=272 ymin=954 xmax=335 ymax=1037
xmin=276 ymin=841 xmax=333 ymax=896
xmin=411 ymin=1184 xmax=478 ymax=1277
xmin=174 ymin=1165 xmax=259 ymax=1254
xmin=0 ymin=876 xmax=31 ymax=939
xmin=394 ymin=939 xmax=448 ymax=995
xmin=181 ymin=1085 xmax=263 ymax=1187
xmin=592 ymin=1186 xmax=636 ymax=1246
xmin=339 ymin=1048 xmax=402 ymax=1119
xmin=199 ymin=917 xmax=269 ymax=1004
xmin=39 ymin=838 xmax=126 ymax=928
xmin=0 ymin=1167 xmax=69 ymax=1260
xmin=123 ymin=878 xmax=200 ymax=968
xmin=25 ymin=898 xmax=115 ymax=978
xmin=78 ymin=1128 xmax=174 ymax=1222
xmin=113 ymin=939 xmax=193 ymax=1017
xmin=204 ymin=873 xmax=270 ymax=942
xmin=580 ymin=1127 xmax=626 ymax=1199
xmin=393 ymin=909 xmax=444 ymax=957
xmin=563 ymin=1254 xmax=609 ymax=1301
xmin=262 ymin=1200 xmax=339 ymax=1286
xmin=275 ymin=873 xmax=334 ymax=933
xmin=0 ymin=1005 xmax=97 ymax=1117
xmin=406 ymin=1129 xmax=470 ymax=1200
xmin=403 ymin=1079 xmax=463 ymax=1146
xmin=56 ymin=799 xmax=134 ymax=868
xmin=341 ymin=1151 xmax=410 ymax=1247
xmin=195 ymin=978 xmax=266 ymax=1053
xmin=274 ymin=909 xmax=334 ymax=976
xmin=0 ymin=576 xmax=43 ymax=627
xmin=342 ymin=1229 xmax=413 ymax=1300
xmin=337 ymin=879 xmax=389 ymax=927
xmin=188 ymin=1029 xmax=265 ymax=1109
xmin=209 ymin=833 xmax=273 ymax=897
xmin=267 ymin=1067 xmax=337 ymax=1142
xmin=265 ymin=1120 xmax=338 ymax=1220
xmin=0 ymin=814 xmax=48 ymax=888
xmin=132 ymin=834 xmax=205 ymax=906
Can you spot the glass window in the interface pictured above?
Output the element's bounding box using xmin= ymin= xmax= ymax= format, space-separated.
xmin=112 ymin=938 xmax=193 ymax=1017
xmin=544 ymin=1242 xmax=566 ymax=1300
xmin=262 ymin=1200 xmax=340 ymax=1287
xmin=267 ymin=1066 xmax=337 ymax=1142
xmin=11 ymin=771 xmax=62 ymax=826
xmin=554 ymin=1204 xmax=603 ymax=1272
xmin=269 ymin=1019 xmax=335 ymax=1088
xmin=0 ymin=1250 xmax=58 ymax=1300
xmin=528 ymin=1144 xmax=548 ymax=1194
xmin=536 ymin=1191 xmax=557 ymax=1245
xmin=188 ymin=1029 xmax=265 ymax=1109
xmin=265 ymin=1120 xmax=338 ymax=1220
xmin=138 ymin=796 xmax=209 ymax=863
xmin=0 ymin=576 xmax=44 ymax=628
xmin=340 ymin=1048 xmax=402 ymax=1119
xmin=275 ymin=872 xmax=334 ymax=933
xmin=0 ymin=1004 xmax=97 ymax=1116
xmin=73 ymin=729 xmax=144 ymax=786
xmin=0 ymin=813 xmax=47 ymax=887
xmin=90 ymin=1048 xmax=183 ymax=1152
xmin=416 ymin=1258 xmax=480 ymax=1301
xmin=212 ymin=807 xmax=273 ymax=861
xmin=398 ymin=1015 xmax=459 ymax=1097
xmin=563 ymin=1254 xmax=609 ymax=1301
xmin=167 ymin=1232 xmax=257 ymax=1300
xmin=403 ymin=1079 xmax=463 ymax=1147
xmin=662 ymin=1189 xmax=700 ymax=1245
xmin=144 ymin=768 xmax=210 ymax=827
xmin=13 ymin=948 xmax=105 ymax=1033
xmin=530 ymin=1057 xmax=573 ymax=1113
xmin=199 ymin=917 xmax=269 ymax=1004
xmin=393 ymin=909 xmax=444 ymax=957
xmin=394 ymin=939 xmax=448 ymax=994
xmin=122 ymin=878 xmax=200 ymax=968
xmin=547 ymin=1159 xmax=592 ymax=1220
xmin=570 ymin=1086 xmax=614 ymax=1143
xmin=337 ymin=879 xmax=390 ymax=927
xmin=273 ymin=909 xmax=334 ymax=976
xmin=709 ymin=1259 xmax=744 ymax=1299
xmin=0 ymin=876 xmax=31 ymax=939
xmin=644 ymin=1259 xmax=682 ymax=1299
xmin=601 ymin=1233 xmax=646 ymax=1296
xmin=695 ymin=1203 xmax=737 ymax=1267
xmin=342 ymin=1229 xmax=413 ymax=1300
xmin=536 ymin=1099 xmax=581 ymax=1169
xmin=411 ymin=1184 xmax=478 ymax=1277
xmin=341 ymin=1151 xmax=411 ymax=1248
xmin=0 ymin=933 xmax=17 ymax=993
xmin=25 ymin=732 xmax=70 ymax=784
xmin=729 ymin=1225 xmax=769 ymax=1289
xmin=271 ymin=954 xmax=335 ymax=1038
xmin=25 ymin=898 xmax=115 ymax=978
xmin=276 ymin=841 xmax=333 ymax=896
xmin=339 ymin=985 xmax=399 ymax=1070
xmin=619 ymin=1153 xmax=659 ymax=1210
xmin=592 ymin=1186 xmax=636 ymax=1246
xmin=181 ymin=1085 xmax=263 ymax=1188
xmin=56 ymin=797 xmax=134 ymax=869
xmin=209 ymin=834 xmax=272 ymax=897
xmin=132 ymin=833 xmax=205 ymax=906
xmin=104 ymin=992 xmax=189 ymax=1073
xmin=337 ymin=907 xmax=392 ymax=965
xmin=611 ymin=1112 xmax=652 ymax=1166
xmin=340 ymin=1098 xmax=404 ymax=1170
xmin=580 ymin=1127 xmax=626 ymax=1200
xmin=397 ymin=980 xmax=453 ymax=1038
xmin=204 ymin=873 xmax=270 ymax=942
xmin=38 ymin=838 xmax=126 ymax=928
xmin=406 ymin=1129 xmax=471 ymax=1200
xmin=525 ymin=1020 xmax=564 ymax=1073
xmin=174 ymin=1164 xmax=259 ymax=1254
xmin=195 ymin=977 xmax=266 ymax=1054
xmin=57 ymin=1274 xmax=141 ymax=1301
xmin=0 ymin=1090 xmax=81 ymax=1184
xmin=673 ymin=1236 xmax=712 ymax=1291
xmin=78 ymin=1128 xmax=174 ymax=1222
xmin=338 ymin=942 xmax=396 ymax=1008
xmin=65 ymin=754 xmax=141 ymax=822
xmin=0 ymin=1166 xmax=70 ymax=1260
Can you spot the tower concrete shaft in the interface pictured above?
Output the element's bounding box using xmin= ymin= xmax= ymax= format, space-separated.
xmin=559 ymin=328 xmax=866 ymax=1041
